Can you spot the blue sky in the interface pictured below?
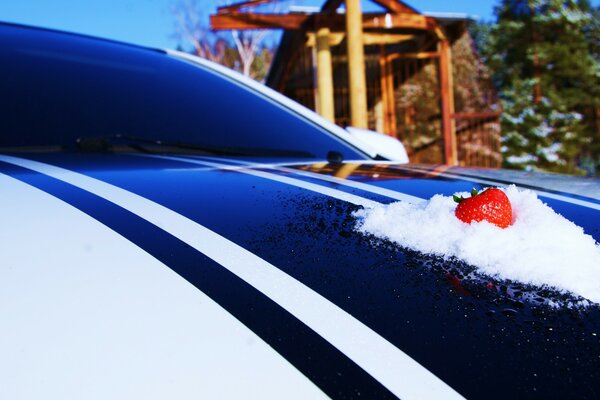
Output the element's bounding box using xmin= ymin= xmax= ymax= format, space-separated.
xmin=0 ymin=0 xmax=597 ymax=49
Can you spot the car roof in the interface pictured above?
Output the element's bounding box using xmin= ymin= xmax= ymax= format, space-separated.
xmin=0 ymin=21 xmax=379 ymax=160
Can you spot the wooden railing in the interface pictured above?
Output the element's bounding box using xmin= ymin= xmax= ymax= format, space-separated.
xmin=453 ymin=111 xmax=502 ymax=168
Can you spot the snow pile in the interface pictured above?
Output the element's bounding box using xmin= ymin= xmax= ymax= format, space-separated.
xmin=354 ymin=186 xmax=600 ymax=303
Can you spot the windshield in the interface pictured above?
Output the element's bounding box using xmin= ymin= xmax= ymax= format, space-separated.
xmin=0 ymin=24 xmax=365 ymax=159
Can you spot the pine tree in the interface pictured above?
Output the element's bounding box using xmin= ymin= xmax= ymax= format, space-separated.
xmin=484 ymin=0 xmax=600 ymax=175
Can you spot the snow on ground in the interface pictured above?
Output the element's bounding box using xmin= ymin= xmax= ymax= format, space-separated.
xmin=354 ymin=186 xmax=600 ymax=304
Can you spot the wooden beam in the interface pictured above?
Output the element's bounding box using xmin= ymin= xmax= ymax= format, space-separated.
xmin=387 ymin=51 xmax=439 ymax=60
xmin=316 ymin=27 xmax=335 ymax=122
xmin=452 ymin=111 xmax=501 ymax=119
xmin=215 ymin=0 xmax=425 ymax=19
xmin=363 ymin=33 xmax=414 ymax=45
xmin=362 ymin=13 xmax=435 ymax=30
xmin=306 ymin=32 xmax=414 ymax=47
xmin=346 ymin=0 xmax=368 ymax=129
xmin=210 ymin=13 xmax=309 ymax=30
xmin=315 ymin=13 xmax=434 ymax=31
xmin=306 ymin=32 xmax=343 ymax=47
xmin=432 ymin=24 xmax=446 ymax=40
xmin=439 ymin=38 xmax=457 ymax=165
xmin=211 ymin=12 xmax=437 ymax=32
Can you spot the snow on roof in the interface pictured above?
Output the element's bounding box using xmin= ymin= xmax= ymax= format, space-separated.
xmin=288 ymin=5 xmax=320 ymax=14
xmin=288 ymin=6 xmax=476 ymax=20
xmin=423 ymin=12 xmax=478 ymax=21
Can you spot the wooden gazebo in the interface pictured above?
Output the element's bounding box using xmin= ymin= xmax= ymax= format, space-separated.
xmin=211 ymin=0 xmax=501 ymax=166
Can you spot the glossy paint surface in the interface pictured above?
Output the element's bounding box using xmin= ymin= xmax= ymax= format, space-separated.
xmin=1 ymin=153 xmax=599 ymax=399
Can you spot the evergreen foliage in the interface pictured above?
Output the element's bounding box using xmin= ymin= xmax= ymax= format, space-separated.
xmin=480 ymin=0 xmax=600 ymax=175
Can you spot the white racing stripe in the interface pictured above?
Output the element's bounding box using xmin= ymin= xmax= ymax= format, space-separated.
xmin=170 ymin=154 xmax=598 ymax=212
xmin=0 ymin=173 xmax=326 ymax=400
xmin=185 ymin=155 xmax=426 ymax=204
xmin=0 ymin=154 xmax=464 ymax=400
xmin=141 ymin=154 xmax=425 ymax=206
xmin=218 ymin=157 xmax=600 ymax=212
xmin=144 ymin=155 xmax=383 ymax=208
xmin=401 ymin=166 xmax=600 ymax=211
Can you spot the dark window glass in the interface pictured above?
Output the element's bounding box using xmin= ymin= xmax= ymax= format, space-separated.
xmin=0 ymin=25 xmax=365 ymax=159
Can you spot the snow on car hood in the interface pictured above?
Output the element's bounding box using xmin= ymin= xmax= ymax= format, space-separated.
xmin=354 ymin=185 xmax=600 ymax=304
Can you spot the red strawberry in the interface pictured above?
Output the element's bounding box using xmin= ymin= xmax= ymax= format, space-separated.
xmin=454 ymin=188 xmax=513 ymax=229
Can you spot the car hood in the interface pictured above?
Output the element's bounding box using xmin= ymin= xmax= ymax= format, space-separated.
xmin=1 ymin=152 xmax=599 ymax=400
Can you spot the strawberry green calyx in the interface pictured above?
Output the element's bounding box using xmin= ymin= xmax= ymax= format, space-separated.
xmin=453 ymin=188 xmax=479 ymax=204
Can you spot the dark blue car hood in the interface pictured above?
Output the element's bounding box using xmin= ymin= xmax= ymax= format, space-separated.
xmin=1 ymin=153 xmax=599 ymax=399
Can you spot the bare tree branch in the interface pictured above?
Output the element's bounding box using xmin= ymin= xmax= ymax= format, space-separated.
xmin=172 ymin=0 xmax=293 ymax=79
xmin=172 ymin=0 xmax=227 ymax=63
xmin=218 ymin=0 xmax=292 ymax=78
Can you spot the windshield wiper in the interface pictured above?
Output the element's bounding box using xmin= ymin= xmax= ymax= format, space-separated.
xmin=76 ymin=134 xmax=315 ymax=158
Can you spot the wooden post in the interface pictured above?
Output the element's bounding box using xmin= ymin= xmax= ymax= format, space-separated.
xmin=439 ymin=38 xmax=457 ymax=165
xmin=379 ymin=45 xmax=389 ymax=134
xmin=379 ymin=45 xmax=397 ymax=136
xmin=345 ymin=0 xmax=368 ymax=128
xmin=316 ymin=27 xmax=335 ymax=122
